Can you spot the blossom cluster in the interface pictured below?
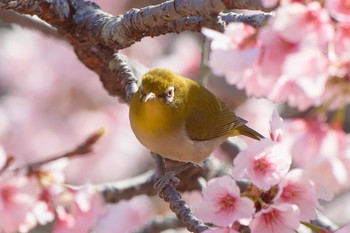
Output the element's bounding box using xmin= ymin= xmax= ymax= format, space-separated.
xmin=203 ymin=0 xmax=350 ymax=111
xmin=0 ymin=27 xmax=155 ymax=233
xmin=195 ymin=110 xmax=350 ymax=233
xmin=0 ymin=148 xmax=105 ymax=233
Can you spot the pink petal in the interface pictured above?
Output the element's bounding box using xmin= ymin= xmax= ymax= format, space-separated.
xmin=269 ymin=109 xmax=285 ymax=142
xmin=250 ymin=203 xmax=300 ymax=233
xmin=275 ymin=169 xmax=318 ymax=221
xmin=233 ymin=139 xmax=291 ymax=190
xmin=326 ymin=0 xmax=350 ymax=23
xmin=195 ymin=176 xmax=255 ymax=227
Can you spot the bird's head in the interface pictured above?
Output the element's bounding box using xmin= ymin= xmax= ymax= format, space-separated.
xmin=137 ymin=68 xmax=186 ymax=107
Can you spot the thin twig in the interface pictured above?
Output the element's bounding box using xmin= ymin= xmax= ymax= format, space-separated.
xmin=0 ymin=156 xmax=15 ymax=175
xmin=96 ymin=170 xmax=156 ymax=203
xmin=0 ymin=10 xmax=63 ymax=39
xmin=221 ymin=12 xmax=272 ymax=27
xmin=9 ymin=129 xmax=105 ymax=173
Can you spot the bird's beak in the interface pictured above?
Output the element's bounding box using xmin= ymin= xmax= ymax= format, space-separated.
xmin=144 ymin=92 xmax=156 ymax=102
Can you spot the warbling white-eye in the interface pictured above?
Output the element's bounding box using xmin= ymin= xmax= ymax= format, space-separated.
xmin=129 ymin=68 xmax=263 ymax=164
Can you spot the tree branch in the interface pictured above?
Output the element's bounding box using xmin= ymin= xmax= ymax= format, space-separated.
xmin=96 ymin=170 xmax=156 ymax=203
xmin=96 ymin=157 xmax=230 ymax=204
xmin=9 ymin=129 xmax=105 ymax=174
xmin=70 ymin=0 xmax=225 ymax=50
xmin=221 ymin=0 xmax=276 ymax=12
xmin=0 ymin=2 xmax=275 ymax=232
xmin=221 ymin=12 xmax=271 ymax=27
xmin=152 ymin=154 xmax=209 ymax=233
xmin=0 ymin=0 xmax=271 ymax=102
xmin=0 ymin=10 xmax=63 ymax=39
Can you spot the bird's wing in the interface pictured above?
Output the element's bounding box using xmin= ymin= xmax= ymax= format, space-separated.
xmin=184 ymin=84 xmax=247 ymax=141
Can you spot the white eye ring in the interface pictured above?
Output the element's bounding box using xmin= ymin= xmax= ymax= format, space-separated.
xmin=164 ymin=86 xmax=174 ymax=103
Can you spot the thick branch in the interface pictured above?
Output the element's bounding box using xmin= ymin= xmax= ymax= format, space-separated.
xmin=222 ymin=0 xmax=276 ymax=12
xmin=146 ymin=15 xmax=226 ymax=34
xmin=0 ymin=0 xmax=139 ymax=101
xmin=71 ymin=0 xmax=225 ymax=50
xmin=0 ymin=0 xmax=271 ymax=102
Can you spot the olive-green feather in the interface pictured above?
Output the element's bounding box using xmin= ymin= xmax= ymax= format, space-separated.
xmin=236 ymin=125 xmax=264 ymax=140
xmin=141 ymin=68 xmax=263 ymax=141
xmin=183 ymin=79 xmax=248 ymax=141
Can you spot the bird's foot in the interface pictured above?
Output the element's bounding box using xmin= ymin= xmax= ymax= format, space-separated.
xmin=154 ymin=170 xmax=180 ymax=194
xmin=154 ymin=162 xmax=195 ymax=196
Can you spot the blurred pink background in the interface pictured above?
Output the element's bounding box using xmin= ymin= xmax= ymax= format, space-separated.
xmin=0 ymin=1 xmax=277 ymax=232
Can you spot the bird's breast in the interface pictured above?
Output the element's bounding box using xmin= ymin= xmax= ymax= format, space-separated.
xmin=130 ymin=101 xmax=179 ymax=135
xmin=132 ymin=123 xmax=225 ymax=163
xmin=130 ymin=103 xmax=226 ymax=163
xmin=130 ymin=100 xmax=228 ymax=163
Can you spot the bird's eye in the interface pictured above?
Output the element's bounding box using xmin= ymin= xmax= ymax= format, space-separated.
xmin=164 ymin=86 xmax=175 ymax=103
xmin=166 ymin=89 xmax=173 ymax=97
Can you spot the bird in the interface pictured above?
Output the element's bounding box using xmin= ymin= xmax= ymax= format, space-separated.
xmin=129 ymin=68 xmax=263 ymax=164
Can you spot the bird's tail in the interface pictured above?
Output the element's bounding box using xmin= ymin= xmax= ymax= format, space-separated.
xmin=237 ymin=125 xmax=264 ymax=140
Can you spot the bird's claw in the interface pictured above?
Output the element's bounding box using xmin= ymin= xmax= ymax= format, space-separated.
xmin=154 ymin=171 xmax=180 ymax=196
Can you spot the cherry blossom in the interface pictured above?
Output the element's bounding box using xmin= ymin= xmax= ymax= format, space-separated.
xmin=0 ymin=176 xmax=40 ymax=233
xmin=339 ymin=136 xmax=350 ymax=188
xmin=333 ymin=23 xmax=350 ymax=62
xmin=232 ymin=139 xmax=291 ymax=190
xmin=250 ymin=203 xmax=300 ymax=233
xmin=246 ymin=26 xmax=295 ymax=97
xmin=287 ymin=119 xmax=348 ymax=199
xmin=31 ymin=200 xmax=55 ymax=226
xmin=272 ymin=2 xmax=333 ymax=48
xmin=0 ymin=145 xmax=6 ymax=170
xmin=320 ymin=82 xmax=350 ymax=110
xmin=269 ymin=48 xmax=329 ymax=110
xmin=3 ymin=0 xmax=350 ymax=232
xmin=326 ymin=0 xmax=350 ymax=23
xmin=274 ymin=169 xmax=318 ymax=221
xmin=52 ymin=186 xmax=105 ymax=233
xmin=286 ymin=118 xmax=327 ymax=166
xmin=202 ymin=24 xmax=259 ymax=90
xmin=261 ymin=2 xmax=332 ymax=110
xmin=269 ymin=109 xmax=285 ymax=142
xmin=262 ymin=0 xmax=279 ymax=8
xmin=333 ymin=223 xmax=350 ymax=233
xmin=321 ymin=23 xmax=350 ymax=109
xmin=203 ymin=1 xmax=341 ymax=110
xmin=94 ymin=195 xmax=154 ymax=233
xmin=194 ymin=176 xmax=255 ymax=227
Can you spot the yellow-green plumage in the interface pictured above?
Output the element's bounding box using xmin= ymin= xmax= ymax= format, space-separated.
xmin=129 ymin=68 xmax=263 ymax=163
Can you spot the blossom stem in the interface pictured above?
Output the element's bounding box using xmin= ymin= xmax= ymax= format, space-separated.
xmin=331 ymin=107 xmax=345 ymax=130
xmin=301 ymin=221 xmax=326 ymax=233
